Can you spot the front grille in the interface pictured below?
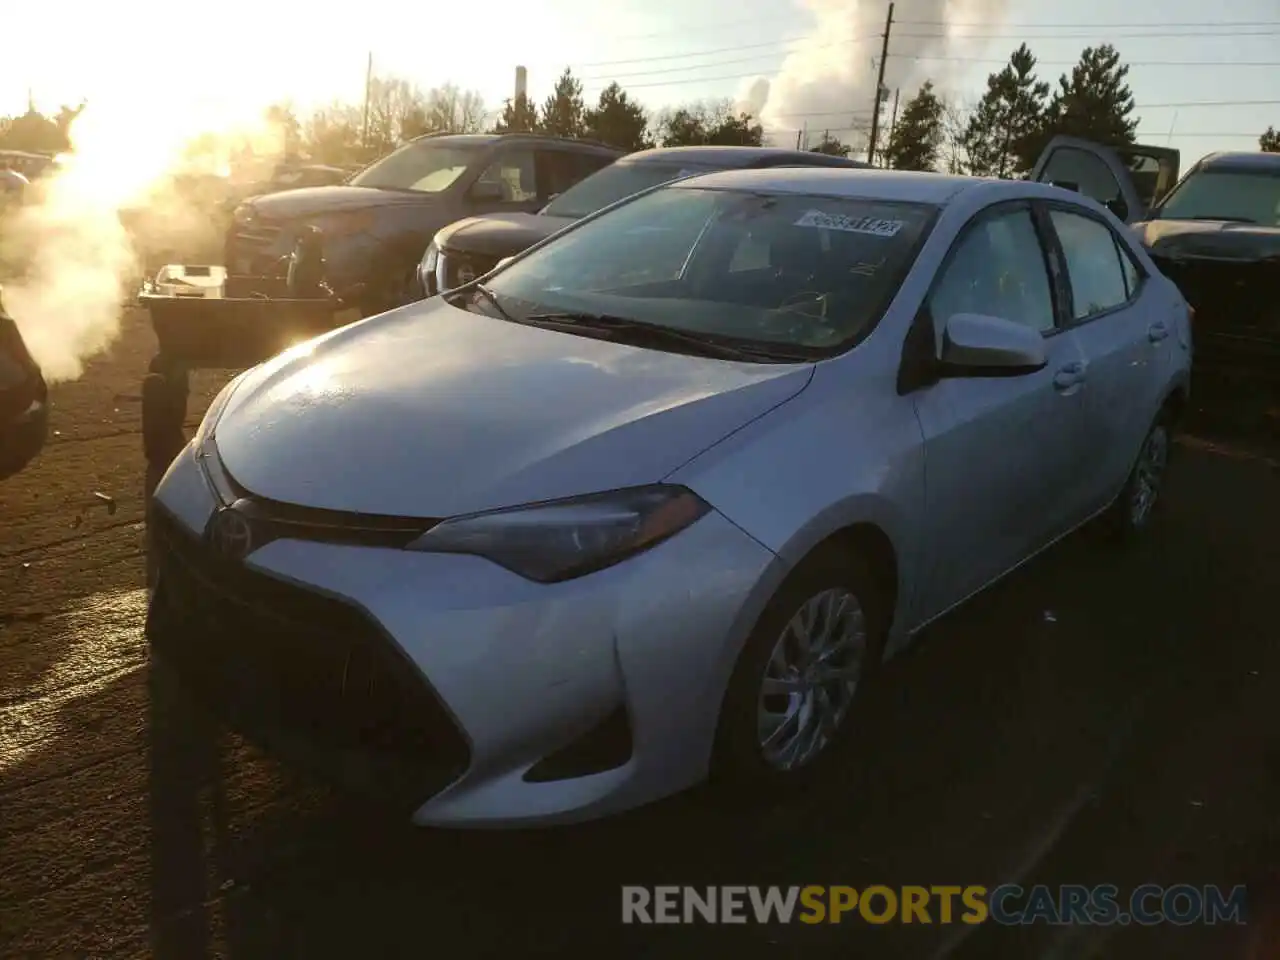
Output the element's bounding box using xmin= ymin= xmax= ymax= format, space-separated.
xmin=148 ymin=507 xmax=470 ymax=813
xmin=1154 ymin=256 xmax=1280 ymax=335
xmin=225 ymin=221 xmax=289 ymax=277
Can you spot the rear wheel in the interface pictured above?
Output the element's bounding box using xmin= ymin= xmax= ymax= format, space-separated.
xmin=713 ymin=548 xmax=886 ymax=789
xmin=1104 ymin=416 xmax=1171 ymax=541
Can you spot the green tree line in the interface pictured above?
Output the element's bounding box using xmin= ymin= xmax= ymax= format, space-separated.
xmin=4 ymin=45 xmax=1276 ymax=171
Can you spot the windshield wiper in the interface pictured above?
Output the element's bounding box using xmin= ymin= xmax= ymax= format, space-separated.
xmin=522 ymin=311 xmax=817 ymax=362
xmin=450 ymin=283 xmax=519 ymax=324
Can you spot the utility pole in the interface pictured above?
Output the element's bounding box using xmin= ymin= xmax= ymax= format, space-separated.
xmin=866 ymin=2 xmax=894 ymax=166
xmin=888 ymin=88 xmax=901 ymax=147
xmin=796 ymin=129 xmax=802 ymax=149
xmin=361 ymin=52 xmax=374 ymax=151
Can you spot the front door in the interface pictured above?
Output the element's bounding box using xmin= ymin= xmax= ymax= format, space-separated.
xmin=1030 ymin=135 xmax=1181 ymax=224
xmin=910 ymin=202 xmax=1093 ymax=620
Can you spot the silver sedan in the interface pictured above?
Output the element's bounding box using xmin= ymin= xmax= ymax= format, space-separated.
xmin=149 ymin=167 xmax=1193 ymax=826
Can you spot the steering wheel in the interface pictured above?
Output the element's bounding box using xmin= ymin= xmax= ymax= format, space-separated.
xmin=775 ymin=290 xmax=829 ymax=319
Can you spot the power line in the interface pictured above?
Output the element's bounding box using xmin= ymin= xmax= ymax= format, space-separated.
xmin=573 ymin=26 xmax=1280 ymax=78
xmin=568 ymin=14 xmax=1280 ymax=44
xmin=578 ymin=29 xmax=1280 ymax=85
xmin=582 ymin=57 xmax=1280 ymax=92
xmin=770 ymin=98 xmax=1280 ymax=120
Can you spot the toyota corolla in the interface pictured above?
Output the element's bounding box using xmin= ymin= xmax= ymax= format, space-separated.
xmin=147 ymin=168 xmax=1191 ymax=827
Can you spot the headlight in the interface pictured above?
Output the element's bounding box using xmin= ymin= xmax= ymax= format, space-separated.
xmin=408 ymin=485 xmax=710 ymax=583
xmin=419 ymin=242 xmax=440 ymax=294
xmin=232 ymin=203 xmax=253 ymax=225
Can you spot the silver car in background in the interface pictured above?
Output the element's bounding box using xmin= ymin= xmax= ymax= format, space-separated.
xmin=149 ymin=168 xmax=1192 ymax=827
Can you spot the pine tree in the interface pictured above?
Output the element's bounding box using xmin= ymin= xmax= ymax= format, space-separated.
xmin=1261 ymin=127 xmax=1280 ymax=153
xmin=883 ymin=81 xmax=945 ymax=172
xmin=1021 ymin=44 xmax=1138 ymax=167
xmin=492 ymin=93 xmax=538 ymax=134
xmin=583 ymin=83 xmax=651 ymax=151
xmin=539 ymin=68 xmax=586 ymax=139
xmin=963 ymin=44 xmax=1049 ymax=178
xmin=810 ymin=132 xmax=852 ymax=157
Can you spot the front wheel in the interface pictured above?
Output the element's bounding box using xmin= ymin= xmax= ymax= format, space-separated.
xmin=713 ymin=549 xmax=886 ymax=789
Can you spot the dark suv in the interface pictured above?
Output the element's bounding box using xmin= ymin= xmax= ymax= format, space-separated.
xmin=421 ymin=145 xmax=871 ymax=295
xmin=224 ymin=133 xmax=623 ymax=316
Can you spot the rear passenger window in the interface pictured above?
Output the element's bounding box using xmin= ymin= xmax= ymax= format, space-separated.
xmin=1049 ymin=210 xmax=1130 ymax=320
xmin=1114 ymin=237 xmax=1142 ymax=298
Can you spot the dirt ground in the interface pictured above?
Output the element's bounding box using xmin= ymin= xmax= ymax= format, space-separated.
xmin=2 ymin=308 xmax=1280 ymax=959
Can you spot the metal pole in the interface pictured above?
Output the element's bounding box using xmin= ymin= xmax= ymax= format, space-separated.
xmin=866 ymin=2 xmax=894 ymax=165
xmin=887 ymin=87 xmax=901 ymax=157
xmin=361 ymin=52 xmax=373 ymax=151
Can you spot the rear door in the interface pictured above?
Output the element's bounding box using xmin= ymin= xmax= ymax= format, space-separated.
xmin=1034 ymin=201 xmax=1171 ymax=513
xmin=1031 ymin=136 xmax=1180 ymax=224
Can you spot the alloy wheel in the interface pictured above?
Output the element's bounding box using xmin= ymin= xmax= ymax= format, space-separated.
xmin=757 ymin=587 xmax=867 ymax=771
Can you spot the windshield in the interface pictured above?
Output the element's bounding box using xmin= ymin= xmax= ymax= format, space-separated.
xmin=541 ymin=161 xmax=719 ymax=219
xmin=348 ymin=142 xmax=480 ymax=193
xmin=483 ymin=186 xmax=935 ymax=353
xmin=1155 ymin=169 xmax=1280 ymax=225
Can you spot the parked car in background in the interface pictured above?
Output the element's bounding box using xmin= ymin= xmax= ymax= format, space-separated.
xmin=150 ymin=164 xmax=1190 ymax=827
xmin=421 ymin=145 xmax=871 ymax=296
xmin=0 ymin=289 xmax=48 ymax=480
xmin=1030 ymin=137 xmax=1279 ymax=376
xmin=224 ymin=133 xmax=623 ymax=316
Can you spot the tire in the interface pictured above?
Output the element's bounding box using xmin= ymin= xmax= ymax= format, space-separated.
xmin=1103 ymin=415 xmax=1171 ymax=542
xmin=712 ymin=547 xmax=888 ymax=791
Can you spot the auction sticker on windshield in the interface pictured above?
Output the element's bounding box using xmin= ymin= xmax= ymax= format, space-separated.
xmin=794 ymin=210 xmax=904 ymax=237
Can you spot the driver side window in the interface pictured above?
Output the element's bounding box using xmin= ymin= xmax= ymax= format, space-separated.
xmin=474 ymin=149 xmax=538 ymax=203
xmin=929 ymin=207 xmax=1056 ymax=341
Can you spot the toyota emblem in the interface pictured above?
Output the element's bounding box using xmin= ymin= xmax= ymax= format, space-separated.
xmin=208 ymin=506 xmax=254 ymax=560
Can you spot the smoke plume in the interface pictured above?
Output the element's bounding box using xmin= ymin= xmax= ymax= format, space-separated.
xmin=0 ymin=99 xmax=286 ymax=383
xmin=740 ymin=0 xmax=1009 ymax=149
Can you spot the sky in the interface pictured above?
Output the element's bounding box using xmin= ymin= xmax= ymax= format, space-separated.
xmin=2 ymin=0 xmax=1279 ymax=165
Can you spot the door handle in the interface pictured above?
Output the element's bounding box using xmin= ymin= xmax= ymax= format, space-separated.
xmin=1053 ymin=362 xmax=1086 ymax=390
xmin=1148 ymin=322 xmax=1170 ymax=343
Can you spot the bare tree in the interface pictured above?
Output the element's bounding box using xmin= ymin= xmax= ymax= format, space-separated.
xmin=940 ymin=96 xmax=973 ymax=175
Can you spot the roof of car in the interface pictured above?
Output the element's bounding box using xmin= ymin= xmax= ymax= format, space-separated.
xmin=621 ymin=145 xmax=869 ymax=168
xmin=671 ymin=166 xmax=983 ymax=204
xmin=1196 ymin=151 xmax=1280 ymax=172
xmin=408 ymin=132 xmax=622 ymax=153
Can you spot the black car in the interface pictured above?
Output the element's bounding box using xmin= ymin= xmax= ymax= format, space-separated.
xmin=0 ymin=291 xmax=48 ymax=481
xmin=421 ymin=145 xmax=872 ymax=295
xmin=1030 ymin=138 xmax=1280 ymax=373
xmin=224 ymin=133 xmax=622 ymax=316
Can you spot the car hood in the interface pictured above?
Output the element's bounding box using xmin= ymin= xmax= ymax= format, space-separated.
xmin=1135 ymin=218 xmax=1280 ymax=262
xmin=212 ymin=299 xmax=813 ymax=518
xmin=240 ymin=185 xmax=436 ymax=220
xmin=434 ymin=213 xmax=575 ymax=259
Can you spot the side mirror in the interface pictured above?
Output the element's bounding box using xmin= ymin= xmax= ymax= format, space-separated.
xmin=470 ymin=181 xmax=505 ymax=202
xmin=940 ymin=313 xmax=1047 ymax=376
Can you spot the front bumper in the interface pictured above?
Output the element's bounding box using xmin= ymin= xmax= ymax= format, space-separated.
xmin=148 ymin=444 xmax=784 ymax=826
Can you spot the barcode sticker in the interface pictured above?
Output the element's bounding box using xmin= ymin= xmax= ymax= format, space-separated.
xmin=793 ymin=210 xmax=904 ymax=237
